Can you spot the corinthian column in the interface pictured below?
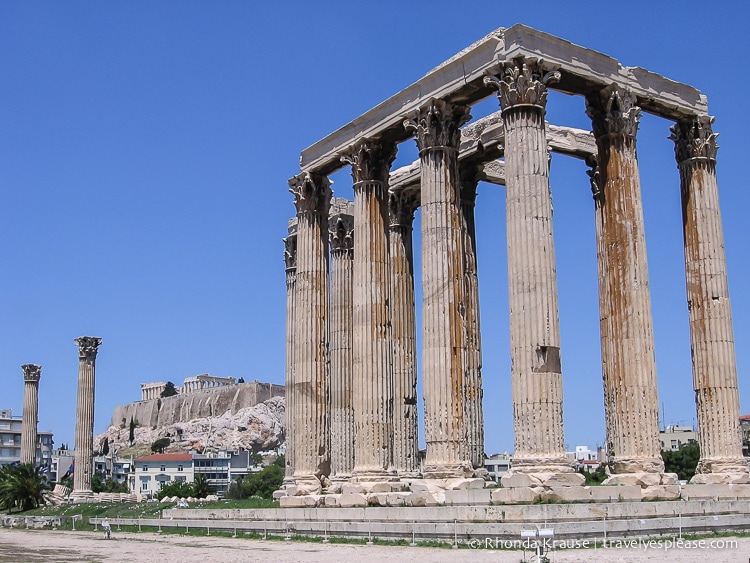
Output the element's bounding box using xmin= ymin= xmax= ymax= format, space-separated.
xmin=20 ymin=364 xmax=42 ymax=466
xmin=458 ymin=164 xmax=485 ymax=471
xmin=73 ymin=336 xmax=102 ymax=497
xmin=405 ymin=99 xmax=473 ymax=478
xmin=485 ymin=60 xmax=580 ymax=485
xmin=389 ymin=189 xmax=420 ymax=477
xmin=283 ymin=223 xmax=297 ymax=482
xmin=328 ymin=208 xmax=355 ymax=480
xmin=341 ymin=139 xmax=397 ymax=480
xmin=586 ymin=85 xmax=672 ymax=484
xmin=670 ymin=116 xmax=749 ymax=483
xmin=288 ymin=172 xmax=331 ymax=494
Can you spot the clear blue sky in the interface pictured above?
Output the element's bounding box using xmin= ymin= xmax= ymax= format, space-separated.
xmin=1 ymin=2 xmax=747 ymax=456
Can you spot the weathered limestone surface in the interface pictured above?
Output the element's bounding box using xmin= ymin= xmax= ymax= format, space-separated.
xmin=343 ymin=140 xmax=397 ymax=480
xmin=405 ymin=99 xmax=472 ymax=478
xmin=671 ymin=116 xmax=749 ymax=482
xmin=20 ymin=364 xmax=41 ymax=466
xmin=288 ymin=172 xmax=331 ymax=494
xmin=283 ymin=226 xmax=297 ymax=480
xmin=111 ymin=381 xmax=285 ymax=430
xmin=388 ymin=191 xmax=420 ymax=476
xmin=328 ymin=205 xmax=354 ymax=479
xmin=73 ymin=336 xmax=101 ymax=496
xmin=586 ymin=86 xmax=666 ymax=479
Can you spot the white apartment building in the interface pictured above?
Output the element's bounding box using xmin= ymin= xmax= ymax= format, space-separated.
xmin=133 ymin=453 xmax=193 ymax=496
xmin=0 ymin=408 xmax=53 ymax=472
xmin=660 ymin=425 xmax=698 ymax=451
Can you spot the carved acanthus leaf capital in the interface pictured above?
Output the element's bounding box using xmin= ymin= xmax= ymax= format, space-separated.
xmin=75 ymin=336 xmax=102 ymax=360
xmin=585 ymin=155 xmax=601 ymax=203
xmin=403 ymin=99 xmax=471 ymax=153
xmin=340 ymin=139 xmax=396 ymax=186
xmin=586 ymin=84 xmax=641 ymax=139
xmin=669 ymin=115 xmax=718 ymax=164
xmin=388 ymin=190 xmax=419 ymax=229
xmin=484 ymin=57 xmax=560 ymax=111
xmin=283 ymin=234 xmax=297 ymax=270
xmin=329 ymin=215 xmax=354 ymax=254
xmin=21 ymin=363 xmax=41 ymax=382
xmin=288 ymin=172 xmax=332 ymax=216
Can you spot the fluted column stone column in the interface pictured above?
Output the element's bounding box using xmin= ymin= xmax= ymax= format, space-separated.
xmin=485 ymin=60 xmax=580 ymax=485
xmin=405 ymin=99 xmax=473 ymax=478
xmin=73 ymin=336 xmax=101 ymax=496
xmin=20 ymin=364 xmax=42 ymax=466
xmin=586 ymin=85 xmax=673 ymax=484
xmin=388 ymin=189 xmax=420 ymax=477
xmin=283 ymin=226 xmax=297 ymax=482
xmin=342 ymin=139 xmax=397 ymax=480
xmin=329 ymin=210 xmax=355 ymax=480
xmin=458 ymin=164 xmax=485 ymax=471
xmin=671 ymin=116 xmax=749 ymax=483
xmin=288 ymin=172 xmax=332 ymax=494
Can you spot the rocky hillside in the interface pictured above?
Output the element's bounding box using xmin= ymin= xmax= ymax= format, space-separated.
xmin=96 ymin=396 xmax=285 ymax=457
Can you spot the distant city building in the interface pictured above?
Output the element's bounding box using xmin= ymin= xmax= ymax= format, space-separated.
xmin=740 ymin=414 xmax=750 ymax=457
xmin=659 ymin=425 xmax=698 ymax=451
xmin=484 ymin=453 xmax=511 ymax=483
xmin=0 ymin=408 xmax=53 ymax=472
xmin=50 ymin=449 xmax=74 ymax=483
xmin=132 ymin=450 xmax=254 ymax=497
xmin=566 ymin=445 xmax=605 ymax=472
xmin=140 ymin=374 xmax=244 ymax=400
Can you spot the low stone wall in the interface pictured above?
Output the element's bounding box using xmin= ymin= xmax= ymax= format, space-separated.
xmin=1 ymin=515 xmax=64 ymax=529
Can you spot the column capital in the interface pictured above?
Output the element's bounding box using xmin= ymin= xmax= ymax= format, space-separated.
xmin=75 ymin=336 xmax=102 ymax=360
xmin=21 ymin=363 xmax=41 ymax=382
xmin=404 ymin=99 xmax=471 ymax=153
xmin=670 ymin=115 xmax=718 ymax=164
xmin=586 ymin=84 xmax=641 ymax=140
xmin=388 ymin=190 xmax=418 ymax=230
xmin=283 ymin=234 xmax=297 ymax=270
xmin=329 ymin=215 xmax=354 ymax=255
xmin=288 ymin=172 xmax=332 ymax=217
xmin=340 ymin=139 xmax=396 ymax=186
xmin=483 ymin=57 xmax=560 ymax=112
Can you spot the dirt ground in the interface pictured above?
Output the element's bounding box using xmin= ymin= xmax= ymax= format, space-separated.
xmin=1 ymin=528 xmax=748 ymax=562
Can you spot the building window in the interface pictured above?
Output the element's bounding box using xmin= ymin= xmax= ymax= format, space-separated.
xmin=142 ymin=465 xmax=148 ymax=471
xmin=141 ymin=482 xmax=149 ymax=491
xmin=177 ymin=465 xmax=183 ymax=472
xmin=160 ymin=465 xmax=166 ymax=472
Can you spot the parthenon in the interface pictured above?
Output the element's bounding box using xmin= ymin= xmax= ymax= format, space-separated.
xmin=281 ymin=24 xmax=748 ymax=503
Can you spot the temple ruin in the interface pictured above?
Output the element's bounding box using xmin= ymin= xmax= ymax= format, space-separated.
xmin=281 ymin=24 xmax=748 ymax=504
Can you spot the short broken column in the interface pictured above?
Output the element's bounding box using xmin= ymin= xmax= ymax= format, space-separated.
xmin=405 ymin=99 xmax=473 ymax=478
xmin=73 ymin=336 xmax=102 ymax=497
xmin=288 ymin=172 xmax=331 ymax=494
xmin=328 ymin=206 xmax=355 ymax=481
xmin=389 ymin=189 xmax=420 ymax=477
xmin=485 ymin=59 xmax=580 ymax=485
xmin=671 ymin=116 xmax=749 ymax=483
xmin=283 ymin=224 xmax=297 ymax=482
xmin=586 ymin=85 xmax=672 ymax=485
xmin=20 ymin=364 xmax=42 ymax=466
xmin=342 ymin=139 xmax=397 ymax=480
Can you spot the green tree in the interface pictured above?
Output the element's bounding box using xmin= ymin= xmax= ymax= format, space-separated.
xmin=129 ymin=417 xmax=136 ymax=444
xmin=160 ymin=381 xmax=179 ymax=398
xmin=151 ymin=437 xmax=170 ymax=453
xmin=577 ymin=464 xmax=608 ymax=485
xmin=192 ymin=473 xmax=213 ymax=499
xmin=0 ymin=463 xmax=50 ymax=512
xmin=251 ymin=452 xmax=263 ymax=466
xmin=662 ymin=442 xmax=700 ymax=481
xmin=241 ymin=464 xmax=283 ymax=499
xmin=92 ymin=475 xmax=130 ymax=493
xmin=272 ymin=454 xmax=285 ymax=469
xmin=101 ymin=438 xmax=110 ymax=456
xmin=156 ymin=479 xmax=194 ymax=500
xmin=225 ymin=478 xmax=245 ymax=500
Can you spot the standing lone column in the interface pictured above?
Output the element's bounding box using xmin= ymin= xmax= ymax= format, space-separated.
xmin=586 ymin=85 xmax=672 ymax=484
xmin=671 ymin=116 xmax=749 ymax=483
xmin=328 ymin=206 xmax=355 ymax=481
xmin=288 ymin=172 xmax=331 ymax=494
xmin=458 ymin=164 xmax=485 ymax=472
xmin=342 ymin=139 xmax=397 ymax=480
xmin=283 ymin=224 xmax=297 ymax=482
xmin=389 ymin=189 xmax=420 ymax=477
xmin=20 ymin=364 xmax=42 ymax=466
xmin=73 ymin=336 xmax=102 ymax=497
xmin=405 ymin=99 xmax=473 ymax=478
xmin=485 ymin=60 xmax=580 ymax=485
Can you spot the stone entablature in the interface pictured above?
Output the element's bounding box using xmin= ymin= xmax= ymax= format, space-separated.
xmin=283 ymin=24 xmax=748 ymax=500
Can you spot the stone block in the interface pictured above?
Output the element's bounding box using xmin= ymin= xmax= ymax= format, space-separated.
xmin=490 ymin=487 xmax=541 ymax=504
xmin=544 ymin=486 xmax=592 ymax=503
xmin=500 ymin=472 xmax=539 ymax=488
xmin=385 ymin=492 xmax=411 ymax=506
xmin=408 ymin=481 xmax=443 ymax=493
xmin=366 ymin=493 xmax=389 ymax=506
xmin=444 ymin=488 xmax=491 ymax=506
xmin=338 ymin=493 xmax=367 ymax=507
xmin=279 ymin=496 xmax=308 ymax=508
xmin=272 ymin=490 xmax=287 ymax=500
xmin=641 ymin=485 xmax=681 ymax=501
xmin=323 ymin=495 xmax=339 ymax=507
xmin=540 ymin=472 xmax=586 ymax=487
xmin=587 ymin=485 xmax=640 ymax=502
xmin=341 ymin=483 xmax=367 ymax=495
xmin=370 ymin=482 xmax=396 ymax=493
xmin=409 ymin=490 xmax=442 ymax=507
xmin=680 ymin=484 xmax=737 ymax=500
